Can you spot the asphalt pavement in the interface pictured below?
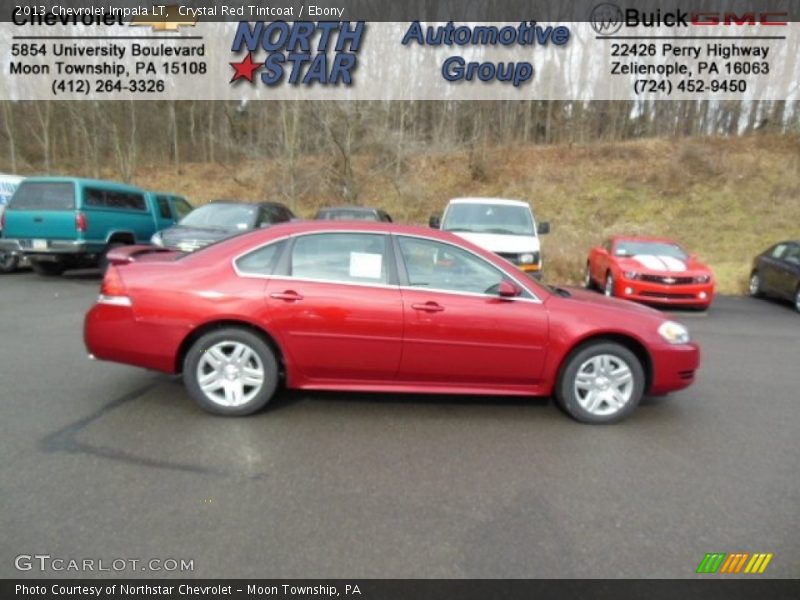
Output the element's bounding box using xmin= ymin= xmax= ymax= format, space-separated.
xmin=0 ymin=270 xmax=798 ymax=578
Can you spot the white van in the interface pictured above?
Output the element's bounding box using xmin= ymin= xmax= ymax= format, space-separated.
xmin=0 ymin=173 xmax=25 ymax=272
xmin=430 ymin=197 xmax=550 ymax=278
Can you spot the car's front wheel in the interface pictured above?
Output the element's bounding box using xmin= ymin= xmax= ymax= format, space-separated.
xmin=749 ymin=271 xmax=763 ymax=297
xmin=604 ymin=272 xmax=615 ymax=297
xmin=184 ymin=328 xmax=279 ymax=416
xmin=584 ymin=263 xmax=595 ymax=290
xmin=555 ymin=342 xmax=644 ymax=424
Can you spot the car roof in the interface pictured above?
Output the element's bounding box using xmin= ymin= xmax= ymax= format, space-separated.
xmin=20 ymin=176 xmax=146 ymax=192
xmin=448 ymin=197 xmax=530 ymax=207
xmin=611 ymin=235 xmax=681 ymax=245
xmin=318 ymin=206 xmax=379 ymax=212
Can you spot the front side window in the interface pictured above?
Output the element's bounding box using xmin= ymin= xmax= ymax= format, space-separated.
xmin=783 ymin=245 xmax=800 ymax=265
xmin=398 ymin=236 xmax=519 ymax=296
xmin=156 ymin=196 xmax=172 ymax=219
xmin=290 ymin=233 xmax=388 ymax=284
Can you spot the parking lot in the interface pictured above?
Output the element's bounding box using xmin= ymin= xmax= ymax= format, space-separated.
xmin=0 ymin=269 xmax=798 ymax=578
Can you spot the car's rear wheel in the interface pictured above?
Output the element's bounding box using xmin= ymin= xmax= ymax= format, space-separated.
xmin=794 ymin=285 xmax=800 ymax=313
xmin=555 ymin=342 xmax=644 ymax=424
xmin=749 ymin=271 xmax=763 ymax=297
xmin=584 ymin=263 xmax=595 ymax=290
xmin=30 ymin=260 xmax=66 ymax=277
xmin=604 ymin=272 xmax=615 ymax=297
xmin=184 ymin=328 xmax=279 ymax=416
xmin=0 ymin=250 xmax=18 ymax=273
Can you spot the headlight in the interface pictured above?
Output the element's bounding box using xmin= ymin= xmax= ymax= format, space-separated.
xmin=658 ymin=320 xmax=690 ymax=345
xmin=694 ymin=275 xmax=711 ymax=284
xmin=150 ymin=231 xmax=163 ymax=247
xmin=519 ymin=253 xmax=535 ymax=264
xmin=623 ymin=271 xmax=641 ymax=280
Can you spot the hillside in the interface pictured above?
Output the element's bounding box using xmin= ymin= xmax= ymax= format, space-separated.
xmin=121 ymin=134 xmax=799 ymax=294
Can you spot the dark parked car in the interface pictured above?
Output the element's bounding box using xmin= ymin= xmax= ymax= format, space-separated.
xmin=749 ymin=241 xmax=800 ymax=312
xmin=152 ymin=200 xmax=294 ymax=252
xmin=314 ymin=206 xmax=393 ymax=222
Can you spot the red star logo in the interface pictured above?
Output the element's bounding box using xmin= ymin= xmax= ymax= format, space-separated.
xmin=230 ymin=53 xmax=261 ymax=83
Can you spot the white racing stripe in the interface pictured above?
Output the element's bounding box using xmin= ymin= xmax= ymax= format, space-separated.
xmin=632 ymin=254 xmax=687 ymax=272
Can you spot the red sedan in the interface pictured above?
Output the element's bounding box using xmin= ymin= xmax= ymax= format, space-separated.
xmin=586 ymin=236 xmax=715 ymax=309
xmin=85 ymin=222 xmax=700 ymax=424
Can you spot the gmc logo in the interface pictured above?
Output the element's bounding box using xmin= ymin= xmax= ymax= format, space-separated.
xmin=691 ymin=12 xmax=787 ymax=25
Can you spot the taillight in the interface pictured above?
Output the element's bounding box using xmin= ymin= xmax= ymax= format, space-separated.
xmin=98 ymin=266 xmax=131 ymax=306
xmin=75 ymin=211 xmax=87 ymax=233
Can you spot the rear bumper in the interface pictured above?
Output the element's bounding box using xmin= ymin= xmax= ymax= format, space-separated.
xmin=84 ymin=302 xmax=184 ymax=374
xmin=0 ymin=238 xmax=103 ymax=257
xmin=648 ymin=342 xmax=701 ymax=395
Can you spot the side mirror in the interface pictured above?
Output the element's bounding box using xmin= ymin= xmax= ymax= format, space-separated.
xmin=497 ymin=280 xmax=522 ymax=298
xmin=429 ymin=215 xmax=441 ymax=229
xmin=537 ymin=222 xmax=550 ymax=235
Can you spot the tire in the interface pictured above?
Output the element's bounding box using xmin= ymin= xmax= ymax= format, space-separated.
xmin=748 ymin=271 xmax=763 ymax=298
xmin=555 ymin=342 xmax=645 ymax=424
xmin=31 ymin=260 xmax=66 ymax=277
xmin=584 ymin=263 xmax=596 ymax=290
xmin=0 ymin=250 xmax=19 ymax=274
xmin=794 ymin=285 xmax=800 ymax=314
xmin=183 ymin=328 xmax=279 ymax=416
xmin=604 ymin=272 xmax=615 ymax=297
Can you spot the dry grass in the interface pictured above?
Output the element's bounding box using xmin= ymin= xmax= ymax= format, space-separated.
xmin=125 ymin=134 xmax=800 ymax=294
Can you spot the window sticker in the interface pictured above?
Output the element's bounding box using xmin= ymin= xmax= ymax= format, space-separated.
xmin=349 ymin=252 xmax=383 ymax=279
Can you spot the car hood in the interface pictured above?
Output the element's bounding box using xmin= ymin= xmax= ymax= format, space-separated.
xmin=554 ymin=286 xmax=665 ymax=317
xmin=448 ymin=231 xmax=540 ymax=254
xmin=160 ymin=225 xmax=240 ymax=251
xmin=617 ymin=254 xmax=710 ymax=275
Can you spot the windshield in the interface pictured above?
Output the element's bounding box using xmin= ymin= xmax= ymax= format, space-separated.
xmin=8 ymin=182 xmax=75 ymax=211
xmin=179 ymin=203 xmax=257 ymax=230
xmin=442 ymin=203 xmax=534 ymax=236
xmin=615 ymin=241 xmax=688 ymax=260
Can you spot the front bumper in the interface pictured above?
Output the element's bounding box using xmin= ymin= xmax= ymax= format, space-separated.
xmin=615 ymin=279 xmax=714 ymax=307
xmin=648 ymin=342 xmax=701 ymax=395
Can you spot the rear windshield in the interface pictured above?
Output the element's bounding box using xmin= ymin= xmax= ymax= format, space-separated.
xmin=9 ymin=182 xmax=75 ymax=211
xmin=318 ymin=209 xmax=378 ymax=221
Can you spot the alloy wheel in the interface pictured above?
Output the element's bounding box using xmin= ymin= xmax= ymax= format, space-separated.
xmin=573 ymin=354 xmax=634 ymax=417
xmin=195 ymin=341 xmax=266 ymax=407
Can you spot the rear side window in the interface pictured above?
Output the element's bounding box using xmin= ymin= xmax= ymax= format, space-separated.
xmin=8 ymin=182 xmax=75 ymax=211
xmin=84 ymin=188 xmax=146 ymax=211
xmin=235 ymin=241 xmax=285 ymax=275
xmin=291 ymin=233 xmax=388 ymax=284
xmin=156 ymin=196 xmax=172 ymax=219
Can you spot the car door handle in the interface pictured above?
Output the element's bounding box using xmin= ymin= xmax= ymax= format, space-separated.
xmin=270 ymin=291 xmax=304 ymax=302
xmin=411 ymin=302 xmax=445 ymax=313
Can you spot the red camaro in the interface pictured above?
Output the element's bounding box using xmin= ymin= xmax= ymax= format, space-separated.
xmin=85 ymin=222 xmax=700 ymax=424
xmin=586 ymin=236 xmax=715 ymax=309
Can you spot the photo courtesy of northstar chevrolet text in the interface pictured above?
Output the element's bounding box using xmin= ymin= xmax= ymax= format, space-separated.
xmin=0 ymin=0 xmax=798 ymax=594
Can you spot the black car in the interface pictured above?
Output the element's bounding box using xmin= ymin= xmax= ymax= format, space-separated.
xmin=749 ymin=240 xmax=800 ymax=312
xmin=152 ymin=201 xmax=295 ymax=252
xmin=314 ymin=206 xmax=393 ymax=222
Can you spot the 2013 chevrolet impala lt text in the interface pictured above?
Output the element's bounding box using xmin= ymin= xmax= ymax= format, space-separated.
xmin=83 ymin=222 xmax=699 ymax=424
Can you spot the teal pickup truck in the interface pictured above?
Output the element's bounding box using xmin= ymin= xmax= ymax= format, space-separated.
xmin=0 ymin=177 xmax=191 ymax=276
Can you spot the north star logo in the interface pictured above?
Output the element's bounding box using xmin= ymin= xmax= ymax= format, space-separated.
xmin=130 ymin=4 xmax=196 ymax=32
xmin=229 ymin=21 xmax=365 ymax=87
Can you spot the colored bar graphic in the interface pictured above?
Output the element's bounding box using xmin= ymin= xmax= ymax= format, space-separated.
xmin=698 ymin=552 xmax=773 ymax=574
